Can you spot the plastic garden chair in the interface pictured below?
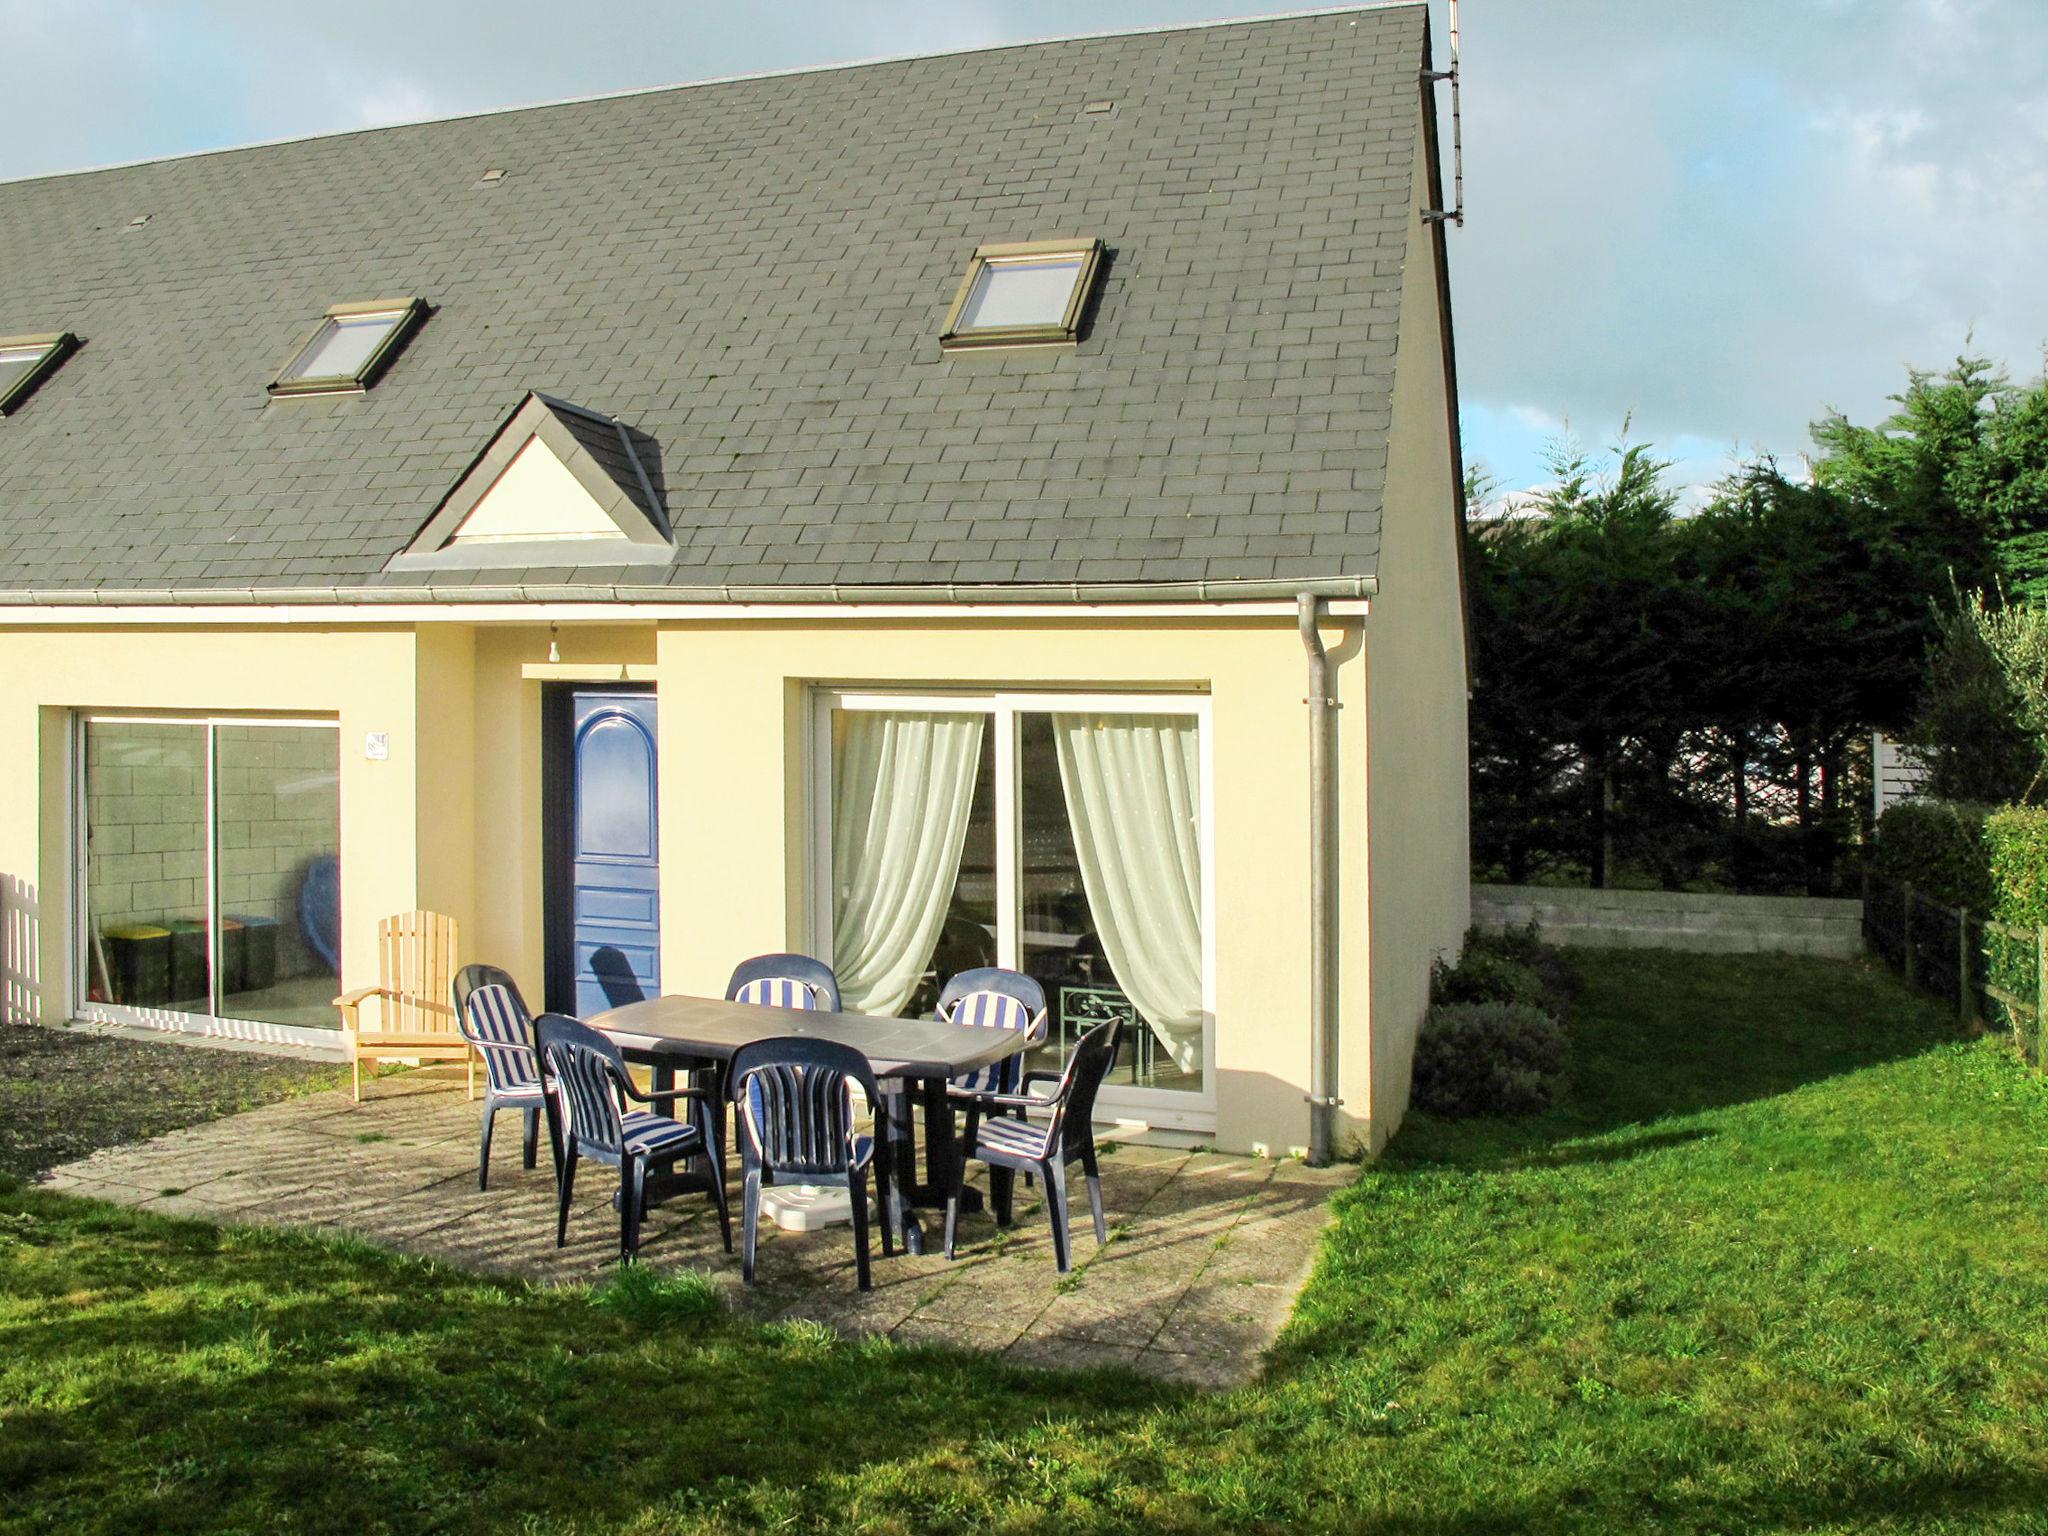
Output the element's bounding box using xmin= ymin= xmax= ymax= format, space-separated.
xmin=536 ymin=1013 xmax=731 ymax=1261
xmin=939 ymin=967 xmax=1049 ymax=1105
xmin=726 ymin=953 xmax=842 ymax=1012
xmin=945 ymin=1018 xmax=1122 ymax=1273
xmin=727 ymin=1036 xmax=896 ymax=1290
xmin=452 ymin=968 xmax=546 ymax=1191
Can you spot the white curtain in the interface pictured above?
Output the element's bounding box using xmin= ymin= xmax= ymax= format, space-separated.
xmin=1053 ymin=713 xmax=1204 ymax=1071
xmin=831 ymin=711 xmax=985 ymax=1017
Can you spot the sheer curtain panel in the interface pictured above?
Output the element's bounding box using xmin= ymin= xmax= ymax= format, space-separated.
xmin=1052 ymin=713 xmax=1204 ymax=1070
xmin=830 ymin=711 xmax=986 ymax=1016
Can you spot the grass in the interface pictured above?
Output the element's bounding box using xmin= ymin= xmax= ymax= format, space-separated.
xmin=0 ymin=1023 xmax=340 ymax=1180
xmin=4 ymin=951 xmax=2048 ymax=1532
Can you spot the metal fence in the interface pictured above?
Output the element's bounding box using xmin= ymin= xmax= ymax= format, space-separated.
xmin=1863 ymin=876 xmax=2044 ymax=1065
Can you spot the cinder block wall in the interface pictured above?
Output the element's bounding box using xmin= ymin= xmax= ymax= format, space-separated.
xmin=1472 ymin=884 xmax=1865 ymax=958
xmin=83 ymin=723 xmax=340 ymax=987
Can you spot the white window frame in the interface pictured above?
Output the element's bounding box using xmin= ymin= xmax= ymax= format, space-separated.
xmin=810 ymin=687 xmax=1218 ymax=1133
xmin=71 ymin=711 xmax=343 ymax=1051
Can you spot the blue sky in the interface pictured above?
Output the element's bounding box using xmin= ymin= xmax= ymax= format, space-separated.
xmin=4 ymin=0 xmax=2045 ymax=499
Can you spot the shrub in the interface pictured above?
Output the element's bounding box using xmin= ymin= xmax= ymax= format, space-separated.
xmin=1985 ymin=804 xmax=2048 ymax=1064
xmin=1432 ymin=948 xmax=1547 ymax=1011
xmin=1411 ymin=1001 xmax=1568 ymax=1118
xmin=1985 ymin=804 xmax=2048 ymax=928
xmin=1464 ymin=923 xmax=1582 ymax=1005
xmin=1434 ymin=925 xmax=1579 ymax=1016
xmin=1870 ymin=800 xmax=1993 ymax=911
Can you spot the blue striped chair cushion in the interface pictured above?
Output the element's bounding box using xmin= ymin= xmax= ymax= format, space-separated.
xmin=620 ymin=1110 xmax=703 ymax=1160
xmin=733 ymin=976 xmax=823 ymax=1010
xmin=463 ymin=984 xmax=541 ymax=1093
xmin=947 ymin=991 xmax=1043 ymax=1096
xmin=974 ymin=1114 xmax=1053 ymax=1163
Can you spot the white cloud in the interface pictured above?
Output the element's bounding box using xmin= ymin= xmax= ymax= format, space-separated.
xmin=347 ymin=78 xmax=444 ymax=130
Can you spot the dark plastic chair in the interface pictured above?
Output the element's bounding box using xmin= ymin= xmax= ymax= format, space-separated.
xmin=727 ymin=1036 xmax=895 ymax=1290
xmin=945 ymin=1018 xmax=1122 ymax=1274
xmin=452 ymin=972 xmax=545 ymax=1191
xmin=453 ymin=962 xmax=529 ymax=1023
xmin=536 ymin=1013 xmax=731 ymax=1261
xmin=726 ymin=953 xmax=842 ymax=1012
xmin=939 ymin=967 xmax=1049 ymax=1102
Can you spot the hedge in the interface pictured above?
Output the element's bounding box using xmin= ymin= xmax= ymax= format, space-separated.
xmin=1871 ymin=800 xmax=2048 ymax=1066
xmin=1985 ymin=804 xmax=2048 ymax=1064
xmin=1870 ymin=800 xmax=1994 ymax=911
xmin=1985 ymin=805 xmax=2048 ymax=928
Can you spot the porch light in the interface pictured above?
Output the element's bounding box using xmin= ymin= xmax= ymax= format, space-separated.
xmin=0 ymin=332 xmax=80 ymax=415
xmin=268 ymin=297 xmax=427 ymax=397
xmin=940 ymin=239 xmax=1103 ymax=349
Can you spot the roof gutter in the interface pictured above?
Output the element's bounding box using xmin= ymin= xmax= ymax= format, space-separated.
xmin=0 ymin=574 xmax=1377 ymax=609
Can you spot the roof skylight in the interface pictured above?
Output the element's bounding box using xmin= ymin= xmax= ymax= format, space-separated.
xmin=0 ymin=332 xmax=79 ymax=415
xmin=268 ymin=298 xmax=426 ymax=397
xmin=940 ymin=239 xmax=1103 ymax=349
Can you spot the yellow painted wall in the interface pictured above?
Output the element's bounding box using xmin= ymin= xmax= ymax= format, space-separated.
xmin=0 ymin=568 xmax=1455 ymax=1157
xmin=415 ymin=626 xmax=477 ymax=927
xmin=0 ymin=626 xmax=424 ymax=1026
xmin=1354 ymin=111 xmax=1476 ymax=1149
xmin=462 ymin=624 xmax=660 ymax=1001
xmin=654 ymin=616 xmax=1367 ymax=1153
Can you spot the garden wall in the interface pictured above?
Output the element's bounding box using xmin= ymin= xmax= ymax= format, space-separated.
xmin=1471 ymin=884 xmax=1865 ymax=957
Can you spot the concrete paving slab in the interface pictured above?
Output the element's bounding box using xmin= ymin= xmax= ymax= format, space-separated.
xmin=37 ymin=1074 xmax=1349 ymax=1386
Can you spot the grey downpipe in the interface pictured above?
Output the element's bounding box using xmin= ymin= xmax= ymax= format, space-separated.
xmin=1298 ymin=592 xmax=1339 ymax=1165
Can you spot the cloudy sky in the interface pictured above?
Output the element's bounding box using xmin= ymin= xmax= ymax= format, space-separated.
xmin=4 ymin=0 xmax=2043 ymax=497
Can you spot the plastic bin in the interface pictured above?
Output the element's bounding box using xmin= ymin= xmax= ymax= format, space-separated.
xmin=102 ymin=924 xmax=171 ymax=1007
xmin=218 ymin=918 xmax=248 ymax=995
xmin=227 ymin=915 xmax=278 ymax=993
xmin=161 ymin=918 xmax=210 ymax=1006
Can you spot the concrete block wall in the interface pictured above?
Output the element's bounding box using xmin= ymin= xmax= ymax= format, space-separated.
xmin=1472 ymin=884 xmax=1865 ymax=958
xmin=84 ymin=723 xmax=207 ymax=933
xmin=215 ymin=726 xmax=340 ymax=983
xmin=84 ymin=722 xmax=339 ymax=986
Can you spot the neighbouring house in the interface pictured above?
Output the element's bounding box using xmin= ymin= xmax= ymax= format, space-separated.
xmin=0 ymin=3 xmax=1467 ymax=1157
xmin=1872 ymin=732 xmax=1931 ymax=819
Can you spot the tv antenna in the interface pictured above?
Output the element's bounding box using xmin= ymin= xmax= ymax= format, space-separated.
xmin=1421 ymin=0 xmax=1464 ymax=226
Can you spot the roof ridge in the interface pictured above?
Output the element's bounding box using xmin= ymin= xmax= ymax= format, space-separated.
xmin=0 ymin=3 xmax=1421 ymax=189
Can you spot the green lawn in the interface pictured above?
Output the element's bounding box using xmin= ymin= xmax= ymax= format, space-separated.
xmin=4 ymin=951 xmax=2047 ymax=1533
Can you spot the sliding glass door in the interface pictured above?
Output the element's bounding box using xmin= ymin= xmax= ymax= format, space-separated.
xmin=78 ymin=714 xmax=341 ymax=1043
xmin=816 ymin=691 xmax=1214 ymax=1128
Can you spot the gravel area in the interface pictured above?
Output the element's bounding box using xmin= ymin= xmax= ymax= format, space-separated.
xmin=0 ymin=1024 xmax=340 ymax=1180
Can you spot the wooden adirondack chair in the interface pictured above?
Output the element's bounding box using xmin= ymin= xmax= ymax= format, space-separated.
xmin=334 ymin=911 xmax=464 ymax=1101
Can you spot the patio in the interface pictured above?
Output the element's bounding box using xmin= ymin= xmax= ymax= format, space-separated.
xmin=36 ymin=1066 xmax=1350 ymax=1386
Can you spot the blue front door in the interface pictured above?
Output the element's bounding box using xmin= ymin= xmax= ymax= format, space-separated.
xmin=569 ymin=690 xmax=660 ymax=1016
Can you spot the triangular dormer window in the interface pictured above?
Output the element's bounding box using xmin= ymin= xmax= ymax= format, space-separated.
xmin=387 ymin=392 xmax=672 ymax=571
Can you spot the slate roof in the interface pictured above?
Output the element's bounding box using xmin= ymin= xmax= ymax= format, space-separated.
xmin=0 ymin=4 xmax=1433 ymax=603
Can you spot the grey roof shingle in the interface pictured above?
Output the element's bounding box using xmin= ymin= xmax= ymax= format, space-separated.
xmin=0 ymin=4 xmax=1426 ymax=600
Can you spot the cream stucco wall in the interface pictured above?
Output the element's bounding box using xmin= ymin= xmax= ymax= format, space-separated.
xmin=653 ymin=615 xmax=1369 ymax=1153
xmin=1354 ymin=109 xmax=1475 ymax=1149
xmin=0 ymin=592 xmax=1442 ymax=1155
xmin=0 ymin=626 xmax=425 ymax=1030
xmin=461 ymin=623 xmax=661 ymax=997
